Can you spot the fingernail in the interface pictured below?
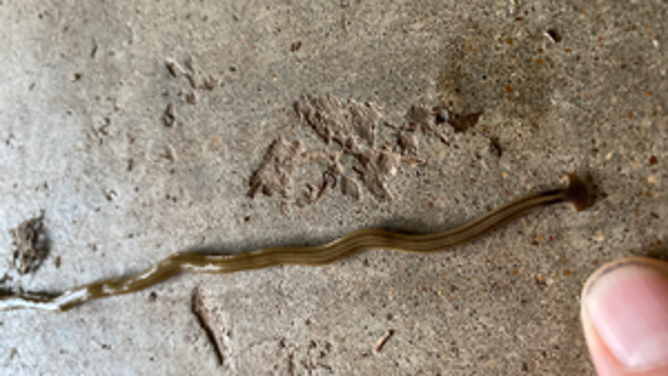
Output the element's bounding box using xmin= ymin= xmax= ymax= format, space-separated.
xmin=586 ymin=264 xmax=668 ymax=368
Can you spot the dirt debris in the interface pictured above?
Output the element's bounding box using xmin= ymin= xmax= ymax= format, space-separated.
xmin=340 ymin=175 xmax=361 ymax=201
xmin=10 ymin=214 xmax=49 ymax=275
xmin=251 ymin=96 xmax=433 ymax=203
xmin=296 ymin=175 xmax=335 ymax=207
xmin=447 ymin=110 xmax=484 ymax=133
xmin=489 ymin=137 xmax=503 ymax=157
xmin=163 ymin=144 xmax=178 ymax=163
xmin=165 ymin=59 xmax=187 ymax=77
xmin=347 ymin=100 xmax=382 ymax=146
xmin=351 ymin=148 xmax=400 ymax=202
xmin=397 ymin=132 xmax=419 ymax=156
xmin=407 ymin=105 xmax=450 ymax=145
xmin=162 ymin=102 xmax=176 ymax=127
xmin=248 ymin=138 xmax=325 ymax=198
xmin=327 ymin=151 xmax=344 ymax=176
xmin=296 ymin=152 xmax=343 ymax=207
xmin=165 ymin=57 xmax=220 ymax=91
xmin=351 ymin=148 xmax=426 ymax=202
xmin=201 ymin=75 xmax=220 ymax=91
xmin=294 ymin=96 xmax=381 ymax=147
xmin=183 ymin=57 xmax=200 ymax=89
xmin=185 ymin=91 xmax=197 ymax=105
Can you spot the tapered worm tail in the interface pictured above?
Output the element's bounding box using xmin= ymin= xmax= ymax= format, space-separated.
xmin=0 ymin=175 xmax=591 ymax=312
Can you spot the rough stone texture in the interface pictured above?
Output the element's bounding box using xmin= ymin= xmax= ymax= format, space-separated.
xmin=1 ymin=1 xmax=667 ymax=375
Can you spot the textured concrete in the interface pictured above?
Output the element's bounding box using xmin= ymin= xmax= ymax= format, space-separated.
xmin=1 ymin=0 xmax=666 ymax=375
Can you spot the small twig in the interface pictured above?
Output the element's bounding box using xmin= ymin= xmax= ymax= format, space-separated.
xmin=373 ymin=329 xmax=394 ymax=353
xmin=191 ymin=286 xmax=224 ymax=366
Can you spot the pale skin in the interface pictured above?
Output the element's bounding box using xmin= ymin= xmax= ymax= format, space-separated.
xmin=582 ymin=257 xmax=668 ymax=376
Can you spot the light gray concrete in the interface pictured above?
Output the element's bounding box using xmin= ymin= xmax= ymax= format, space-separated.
xmin=1 ymin=0 xmax=666 ymax=374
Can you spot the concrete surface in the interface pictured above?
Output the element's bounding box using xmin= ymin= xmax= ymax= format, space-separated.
xmin=1 ymin=0 xmax=666 ymax=374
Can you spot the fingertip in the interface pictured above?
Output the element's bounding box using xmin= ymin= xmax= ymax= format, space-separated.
xmin=582 ymin=257 xmax=668 ymax=376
